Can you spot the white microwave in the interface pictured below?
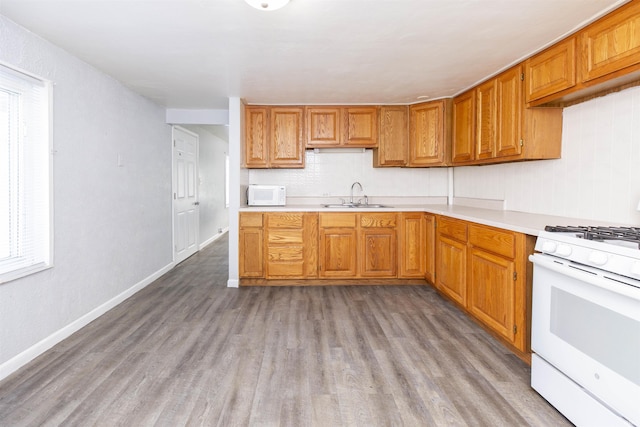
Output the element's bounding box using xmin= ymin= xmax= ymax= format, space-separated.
xmin=247 ymin=185 xmax=286 ymax=206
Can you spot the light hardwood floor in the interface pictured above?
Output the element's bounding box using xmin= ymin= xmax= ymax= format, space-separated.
xmin=0 ymin=233 xmax=570 ymax=426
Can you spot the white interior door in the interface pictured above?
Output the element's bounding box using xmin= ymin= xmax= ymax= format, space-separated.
xmin=173 ymin=126 xmax=199 ymax=264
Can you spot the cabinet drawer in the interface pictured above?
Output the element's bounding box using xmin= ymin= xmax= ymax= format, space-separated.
xmin=437 ymin=217 xmax=467 ymax=241
xmin=319 ymin=213 xmax=357 ymax=228
xmin=268 ymin=246 xmax=303 ymax=262
xmin=468 ymin=224 xmax=515 ymax=259
xmin=267 ymin=262 xmax=304 ymax=277
xmin=267 ymin=229 xmax=303 ymax=244
xmin=267 ymin=213 xmax=304 ymax=228
xmin=240 ymin=212 xmax=263 ymax=228
xmin=360 ymin=213 xmax=397 ymax=228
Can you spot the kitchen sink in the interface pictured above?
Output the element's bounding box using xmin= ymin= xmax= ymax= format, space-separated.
xmin=322 ymin=203 xmax=393 ymax=208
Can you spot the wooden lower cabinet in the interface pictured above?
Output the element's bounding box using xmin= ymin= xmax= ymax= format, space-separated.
xmin=265 ymin=212 xmax=318 ymax=279
xmin=398 ymin=212 xmax=434 ymax=280
xmin=239 ymin=212 xmax=264 ymax=277
xmin=468 ymin=248 xmax=516 ymax=343
xmin=435 ymin=215 xmax=533 ymax=358
xmin=318 ymin=212 xmax=358 ymax=277
xmin=360 ymin=213 xmax=397 ymax=277
xmin=435 ymin=217 xmax=468 ymax=306
xmin=241 ymin=211 xmax=435 ymax=283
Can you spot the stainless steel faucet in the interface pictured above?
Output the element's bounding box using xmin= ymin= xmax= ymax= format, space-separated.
xmin=350 ymin=181 xmax=363 ymax=204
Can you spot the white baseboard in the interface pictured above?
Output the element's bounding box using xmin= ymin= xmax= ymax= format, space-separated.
xmin=0 ymin=261 xmax=175 ymax=382
xmin=199 ymin=227 xmax=229 ymax=250
xmin=227 ymin=278 xmax=239 ymax=288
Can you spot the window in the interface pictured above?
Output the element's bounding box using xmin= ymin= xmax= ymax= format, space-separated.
xmin=0 ymin=64 xmax=52 ymax=283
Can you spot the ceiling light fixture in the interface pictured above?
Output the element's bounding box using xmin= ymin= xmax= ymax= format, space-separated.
xmin=244 ymin=0 xmax=290 ymax=11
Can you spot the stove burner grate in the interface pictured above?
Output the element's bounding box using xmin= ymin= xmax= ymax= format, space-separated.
xmin=545 ymin=226 xmax=640 ymax=249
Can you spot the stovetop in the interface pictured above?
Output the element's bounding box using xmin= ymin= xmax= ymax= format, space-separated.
xmin=545 ymin=225 xmax=640 ymax=249
xmin=536 ymin=226 xmax=640 ymax=282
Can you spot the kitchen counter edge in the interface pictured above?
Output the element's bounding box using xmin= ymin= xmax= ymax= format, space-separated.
xmin=239 ymin=204 xmax=624 ymax=236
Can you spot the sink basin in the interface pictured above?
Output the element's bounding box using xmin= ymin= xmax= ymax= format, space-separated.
xmin=322 ymin=203 xmax=393 ymax=209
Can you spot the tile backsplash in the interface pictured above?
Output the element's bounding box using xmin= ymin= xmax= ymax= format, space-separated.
xmin=249 ymin=149 xmax=449 ymax=199
xmin=249 ymin=86 xmax=640 ymax=225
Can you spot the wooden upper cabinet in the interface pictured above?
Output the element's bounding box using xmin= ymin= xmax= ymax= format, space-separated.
xmin=270 ymin=107 xmax=305 ymax=168
xmin=374 ymin=105 xmax=409 ymax=167
xmin=244 ymin=106 xmax=269 ymax=168
xmin=244 ymin=105 xmax=304 ymax=168
xmin=344 ymin=107 xmax=378 ymax=147
xmin=476 ymin=79 xmax=496 ymax=161
xmin=307 ymin=106 xmax=378 ymax=148
xmin=409 ymin=100 xmax=449 ymax=166
xmin=580 ymin=0 xmax=640 ymax=83
xmin=495 ymin=65 xmax=523 ymax=159
xmin=306 ymin=107 xmax=342 ymax=147
xmin=525 ymin=37 xmax=577 ymax=105
xmin=452 ymin=89 xmax=476 ymax=164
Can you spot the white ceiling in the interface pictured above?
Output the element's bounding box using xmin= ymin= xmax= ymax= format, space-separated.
xmin=0 ymin=0 xmax=629 ymax=109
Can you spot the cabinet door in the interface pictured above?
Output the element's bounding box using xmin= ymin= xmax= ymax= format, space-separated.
xmin=495 ymin=66 xmax=523 ymax=158
xmin=360 ymin=228 xmax=396 ymax=277
xmin=244 ymin=106 xmax=269 ymax=168
xmin=319 ymin=228 xmax=357 ymax=277
xmin=270 ymin=107 xmax=305 ymax=168
xmin=580 ymin=1 xmax=640 ymax=83
xmin=239 ymin=228 xmax=264 ymax=277
xmin=436 ymin=235 xmax=467 ymax=306
xmin=306 ymin=107 xmax=342 ymax=147
xmin=526 ymin=37 xmax=577 ymax=104
xmin=475 ymin=80 xmax=496 ymax=160
xmin=344 ymin=107 xmax=378 ymax=147
xmin=452 ymin=90 xmax=476 ymax=164
xmin=398 ymin=213 xmax=426 ymax=278
xmin=468 ymin=248 xmax=516 ymax=343
xmin=409 ymin=101 xmax=445 ymax=166
xmin=375 ymin=106 xmax=408 ymax=167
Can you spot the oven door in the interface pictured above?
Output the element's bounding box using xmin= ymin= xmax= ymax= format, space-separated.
xmin=530 ymin=253 xmax=640 ymax=426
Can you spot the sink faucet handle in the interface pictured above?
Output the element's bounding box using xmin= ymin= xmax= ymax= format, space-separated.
xmin=364 ymin=195 xmax=368 ymax=205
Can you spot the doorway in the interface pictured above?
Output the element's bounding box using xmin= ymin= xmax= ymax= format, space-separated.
xmin=172 ymin=126 xmax=199 ymax=264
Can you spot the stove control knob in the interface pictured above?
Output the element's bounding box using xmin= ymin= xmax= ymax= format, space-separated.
xmin=555 ymin=245 xmax=572 ymax=257
xmin=541 ymin=241 xmax=557 ymax=253
xmin=587 ymin=251 xmax=608 ymax=266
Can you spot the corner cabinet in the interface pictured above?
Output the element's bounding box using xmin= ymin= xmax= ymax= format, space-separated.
xmin=373 ymin=105 xmax=409 ymax=167
xmin=409 ymin=100 xmax=451 ymax=166
xmin=398 ymin=212 xmax=434 ymax=280
xmin=435 ymin=215 xmax=534 ymax=358
xmin=243 ymin=105 xmax=305 ymax=169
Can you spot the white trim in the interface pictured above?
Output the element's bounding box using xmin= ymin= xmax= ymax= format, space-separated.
xmin=0 ymin=261 xmax=175 ymax=382
xmin=199 ymin=228 xmax=228 ymax=250
xmin=227 ymin=278 xmax=239 ymax=288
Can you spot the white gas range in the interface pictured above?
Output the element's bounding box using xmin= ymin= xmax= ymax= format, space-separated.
xmin=529 ymin=226 xmax=640 ymax=427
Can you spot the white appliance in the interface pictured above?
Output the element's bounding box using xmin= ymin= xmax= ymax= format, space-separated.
xmin=247 ymin=185 xmax=286 ymax=206
xmin=529 ymin=226 xmax=640 ymax=427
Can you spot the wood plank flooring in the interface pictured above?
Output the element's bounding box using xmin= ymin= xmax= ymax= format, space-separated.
xmin=0 ymin=233 xmax=570 ymax=426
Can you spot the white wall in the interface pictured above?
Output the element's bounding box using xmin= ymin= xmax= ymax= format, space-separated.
xmin=0 ymin=16 xmax=173 ymax=375
xmin=249 ymin=150 xmax=449 ymax=200
xmin=183 ymin=125 xmax=229 ymax=246
xmin=454 ymin=86 xmax=640 ymax=225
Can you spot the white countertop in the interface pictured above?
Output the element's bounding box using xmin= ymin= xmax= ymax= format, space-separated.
xmin=239 ymin=197 xmax=625 ymax=236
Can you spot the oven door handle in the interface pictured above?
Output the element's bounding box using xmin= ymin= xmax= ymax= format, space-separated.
xmin=529 ymin=253 xmax=640 ymax=302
